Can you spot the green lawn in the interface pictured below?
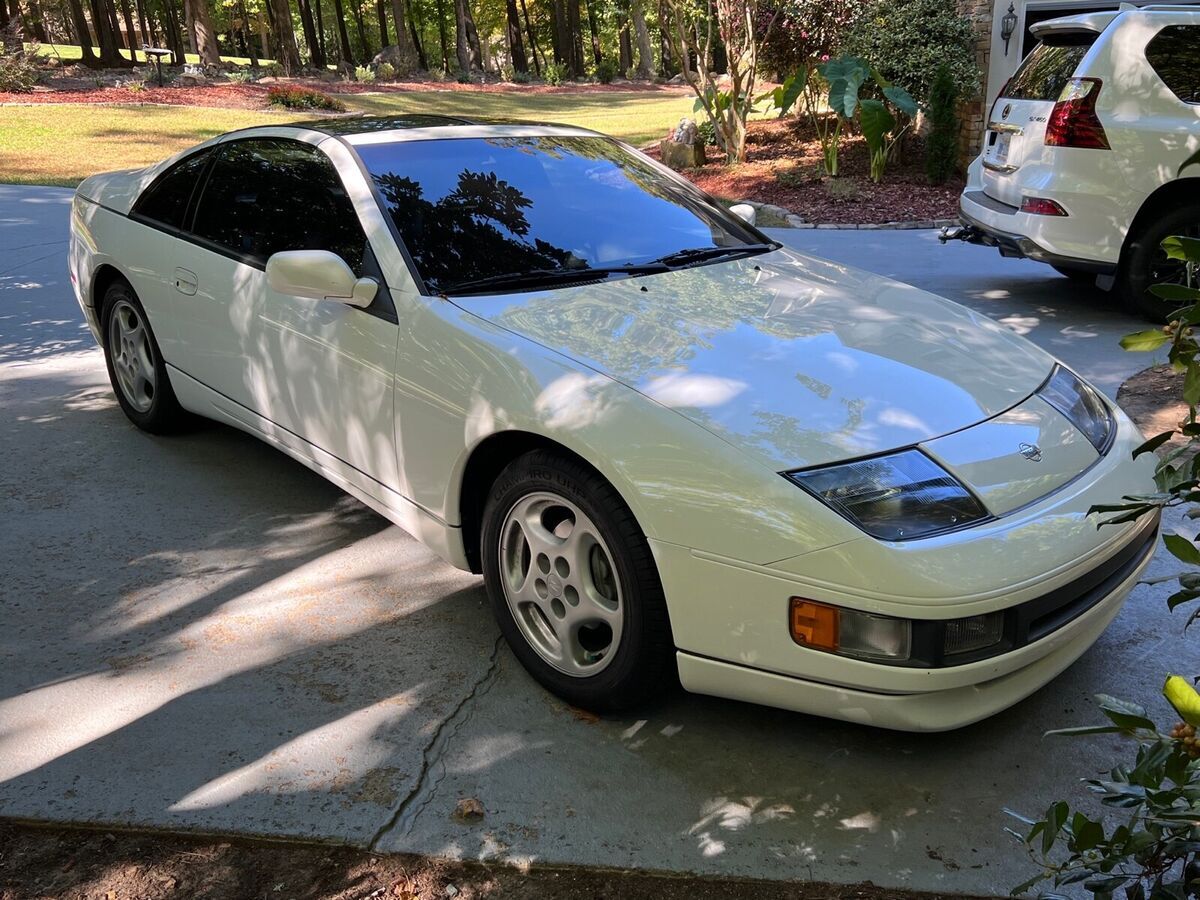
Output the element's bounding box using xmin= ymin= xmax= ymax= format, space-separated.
xmin=348 ymin=90 xmax=693 ymax=148
xmin=0 ymin=90 xmax=695 ymax=186
xmin=30 ymin=41 xmax=270 ymax=67
xmin=0 ymin=105 xmax=292 ymax=185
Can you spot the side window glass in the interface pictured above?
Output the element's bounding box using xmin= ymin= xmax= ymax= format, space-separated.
xmin=131 ymin=149 xmax=212 ymax=231
xmin=191 ymin=139 xmax=369 ymax=274
xmin=1146 ymin=25 xmax=1200 ymax=105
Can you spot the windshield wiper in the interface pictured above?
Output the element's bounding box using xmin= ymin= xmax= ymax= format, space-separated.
xmin=650 ymin=242 xmax=778 ymax=268
xmin=441 ymin=263 xmax=670 ymax=296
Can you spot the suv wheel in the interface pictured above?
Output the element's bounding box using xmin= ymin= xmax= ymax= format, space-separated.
xmin=1121 ymin=207 xmax=1200 ymax=323
xmin=480 ymin=451 xmax=675 ymax=712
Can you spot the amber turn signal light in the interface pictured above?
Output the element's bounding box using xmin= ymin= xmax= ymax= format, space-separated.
xmin=789 ymin=598 xmax=839 ymax=651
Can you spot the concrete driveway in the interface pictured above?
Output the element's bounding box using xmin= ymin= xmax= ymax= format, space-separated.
xmin=0 ymin=184 xmax=1186 ymax=896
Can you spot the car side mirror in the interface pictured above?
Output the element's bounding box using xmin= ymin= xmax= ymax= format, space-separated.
xmin=265 ymin=250 xmax=378 ymax=309
xmin=729 ymin=203 xmax=757 ymax=226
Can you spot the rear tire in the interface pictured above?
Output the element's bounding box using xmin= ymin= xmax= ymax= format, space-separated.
xmin=1120 ymin=205 xmax=1200 ymax=323
xmin=480 ymin=450 xmax=676 ymax=712
xmin=100 ymin=280 xmax=186 ymax=434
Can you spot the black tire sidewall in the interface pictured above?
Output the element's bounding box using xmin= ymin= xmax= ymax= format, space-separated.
xmin=480 ymin=452 xmax=673 ymax=712
xmin=1124 ymin=206 xmax=1200 ymax=323
xmin=100 ymin=281 xmax=180 ymax=433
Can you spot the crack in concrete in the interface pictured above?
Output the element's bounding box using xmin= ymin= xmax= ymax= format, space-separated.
xmin=368 ymin=634 xmax=504 ymax=850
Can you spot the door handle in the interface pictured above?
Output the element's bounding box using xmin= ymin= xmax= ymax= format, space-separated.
xmin=173 ymin=267 xmax=198 ymax=296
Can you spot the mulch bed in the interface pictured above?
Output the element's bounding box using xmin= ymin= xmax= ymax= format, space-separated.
xmin=646 ymin=117 xmax=965 ymax=225
xmin=0 ymin=822 xmax=997 ymax=900
xmin=1117 ymin=363 xmax=1189 ymax=456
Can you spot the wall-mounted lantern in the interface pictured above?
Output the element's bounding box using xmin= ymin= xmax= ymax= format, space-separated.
xmin=1001 ymin=3 xmax=1019 ymax=56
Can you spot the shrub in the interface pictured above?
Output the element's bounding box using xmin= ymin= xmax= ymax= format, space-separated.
xmin=509 ymin=68 xmax=532 ymax=84
xmin=226 ymin=68 xmax=258 ymax=84
xmin=696 ymin=118 xmax=717 ymax=146
xmin=594 ymin=58 xmax=618 ymax=84
xmin=455 ymin=70 xmax=475 ymax=84
xmin=354 ymin=64 xmax=375 ymax=82
xmin=266 ymin=61 xmax=285 ymax=78
xmin=758 ymin=0 xmax=866 ymax=78
xmin=845 ymin=0 xmax=980 ymax=104
xmin=542 ymin=61 xmax=567 ymax=86
xmin=924 ymin=63 xmax=959 ymax=184
xmin=266 ymin=85 xmax=346 ymax=111
xmin=0 ymin=47 xmax=38 ymax=93
xmin=375 ymin=61 xmax=395 ymax=80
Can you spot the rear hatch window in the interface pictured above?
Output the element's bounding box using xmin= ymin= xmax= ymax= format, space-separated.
xmin=1003 ymin=37 xmax=1095 ymax=101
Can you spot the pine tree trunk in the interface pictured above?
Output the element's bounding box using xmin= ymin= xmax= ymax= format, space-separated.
xmin=88 ymin=0 xmax=126 ymax=65
xmin=351 ymin=0 xmax=369 ymax=60
xmin=312 ymin=0 xmax=326 ymax=64
xmin=630 ymin=0 xmax=651 ymax=78
xmin=550 ymin=0 xmax=564 ymax=63
xmin=452 ymin=0 xmax=479 ymax=72
xmin=503 ymin=0 xmax=525 ymax=72
xmin=375 ymin=0 xmax=386 ymax=46
xmin=134 ymin=0 xmax=150 ymax=45
xmin=387 ymin=0 xmax=418 ymax=70
xmin=585 ymin=0 xmax=600 ymax=66
xmin=434 ymin=0 xmax=447 ymax=70
xmin=617 ymin=12 xmax=631 ymax=73
xmin=184 ymin=0 xmax=219 ymax=64
xmin=518 ymin=0 xmax=538 ymax=74
xmin=25 ymin=0 xmax=49 ymax=42
xmin=407 ymin=1 xmax=425 ymax=69
xmin=330 ymin=0 xmax=353 ymax=64
xmin=565 ymin=0 xmax=581 ymax=76
xmin=64 ymin=0 xmax=98 ymax=63
xmin=268 ymin=0 xmax=300 ymax=70
xmin=164 ymin=0 xmax=185 ymax=62
xmin=296 ymin=0 xmax=322 ymax=66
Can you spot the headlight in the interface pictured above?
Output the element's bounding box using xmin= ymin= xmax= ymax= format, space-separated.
xmin=785 ymin=449 xmax=990 ymax=541
xmin=1038 ymin=365 xmax=1113 ymax=453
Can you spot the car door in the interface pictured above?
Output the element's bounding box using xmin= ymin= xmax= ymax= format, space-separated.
xmin=179 ymin=137 xmax=401 ymax=490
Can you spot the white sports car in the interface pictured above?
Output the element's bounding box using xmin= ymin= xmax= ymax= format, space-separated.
xmin=69 ymin=116 xmax=1159 ymax=731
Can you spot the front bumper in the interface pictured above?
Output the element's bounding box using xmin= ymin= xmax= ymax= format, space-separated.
xmin=652 ymin=407 xmax=1159 ymax=730
xmin=670 ymin=513 xmax=1156 ymax=731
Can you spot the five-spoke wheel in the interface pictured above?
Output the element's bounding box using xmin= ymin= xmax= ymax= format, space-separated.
xmin=499 ymin=492 xmax=624 ymax=677
xmin=100 ymin=279 xmax=184 ymax=433
xmin=482 ymin=451 xmax=675 ymax=712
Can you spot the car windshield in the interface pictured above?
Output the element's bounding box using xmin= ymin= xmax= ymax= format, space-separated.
xmin=354 ymin=135 xmax=767 ymax=295
xmin=1003 ymin=38 xmax=1093 ymax=101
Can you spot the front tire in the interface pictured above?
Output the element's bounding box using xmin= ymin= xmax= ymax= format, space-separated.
xmin=1121 ymin=206 xmax=1200 ymax=323
xmin=100 ymin=280 xmax=185 ymax=433
xmin=481 ymin=451 xmax=675 ymax=712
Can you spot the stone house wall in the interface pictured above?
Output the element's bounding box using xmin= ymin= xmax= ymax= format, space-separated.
xmin=958 ymin=0 xmax=995 ymax=160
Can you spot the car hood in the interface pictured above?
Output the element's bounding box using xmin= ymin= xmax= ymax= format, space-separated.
xmin=465 ymin=247 xmax=1056 ymax=471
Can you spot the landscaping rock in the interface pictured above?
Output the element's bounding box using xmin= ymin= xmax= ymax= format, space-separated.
xmin=372 ymin=44 xmax=418 ymax=76
xmin=659 ymin=139 xmax=705 ymax=170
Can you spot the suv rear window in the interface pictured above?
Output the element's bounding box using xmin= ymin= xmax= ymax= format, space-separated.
xmin=1003 ymin=39 xmax=1093 ymax=101
xmin=1146 ymin=24 xmax=1200 ymax=104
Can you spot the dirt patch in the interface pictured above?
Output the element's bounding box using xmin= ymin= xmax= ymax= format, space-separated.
xmin=646 ymin=117 xmax=964 ymax=225
xmin=0 ymin=822 xmax=998 ymax=900
xmin=1117 ymin=364 xmax=1189 ymax=455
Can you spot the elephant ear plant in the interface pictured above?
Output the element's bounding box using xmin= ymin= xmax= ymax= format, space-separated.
xmin=759 ymin=54 xmax=916 ymax=180
xmin=1007 ymin=153 xmax=1200 ymax=900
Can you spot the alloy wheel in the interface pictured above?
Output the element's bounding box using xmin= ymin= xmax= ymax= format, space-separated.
xmin=498 ymin=491 xmax=624 ymax=677
xmin=108 ymin=299 xmax=156 ymax=413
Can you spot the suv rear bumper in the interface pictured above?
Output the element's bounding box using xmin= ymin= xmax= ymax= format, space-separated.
xmin=955 ymin=193 xmax=1117 ymax=275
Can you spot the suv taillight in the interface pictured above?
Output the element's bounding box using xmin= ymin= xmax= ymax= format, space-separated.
xmin=1045 ymin=78 xmax=1110 ymax=149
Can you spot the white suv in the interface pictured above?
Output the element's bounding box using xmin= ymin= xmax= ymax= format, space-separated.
xmin=946 ymin=5 xmax=1200 ymax=320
